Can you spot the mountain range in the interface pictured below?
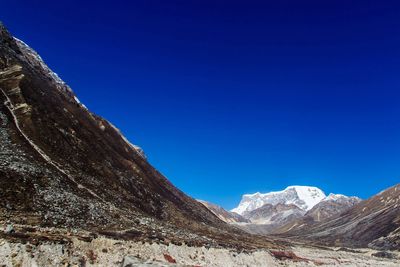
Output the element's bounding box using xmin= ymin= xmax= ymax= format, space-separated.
xmin=200 ymin=186 xmax=362 ymax=236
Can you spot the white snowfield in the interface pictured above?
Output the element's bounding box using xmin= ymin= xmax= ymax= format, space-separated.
xmin=231 ymin=186 xmax=327 ymax=215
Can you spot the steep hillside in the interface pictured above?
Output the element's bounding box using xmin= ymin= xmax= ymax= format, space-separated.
xmin=0 ymin=23 xmax=282 ymax=250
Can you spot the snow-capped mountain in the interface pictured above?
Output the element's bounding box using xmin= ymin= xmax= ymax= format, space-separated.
xmin=231 ymin=186 xmax=326 ymax=215
xmin=231 ymin=186 xmax=363 ymax=236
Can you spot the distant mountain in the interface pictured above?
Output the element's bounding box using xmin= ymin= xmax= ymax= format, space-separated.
xmin=230 ymin=186 xmax=362 ymax=236
xmin=271 ymin=193 xmax=361 ymax=235
xmin=197 ymin=200 xmax=250 ymax=223
xmin=231 ymin=186 xmax=326 ymax=216
xmin=282 ymin=184 xmax=400 ymax=250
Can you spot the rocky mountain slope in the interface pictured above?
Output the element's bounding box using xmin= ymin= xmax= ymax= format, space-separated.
xmin=0 ymin=23 xmax=281 ymax=251
xmin=269 ymin=194 xmax=361 ymax=235
xmin=245 ymin=203 xmax=305 ymax=225
xmin=282 ymin=184 xmax=400 ymax=250
xmin=197 ymin=200 xmax=250 ymax=223
xmin=305 ymin=194 xmax=361 ymax=222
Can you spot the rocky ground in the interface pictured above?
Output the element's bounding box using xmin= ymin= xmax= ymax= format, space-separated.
xmin=0 ymin=226 xmax=399 ymax=267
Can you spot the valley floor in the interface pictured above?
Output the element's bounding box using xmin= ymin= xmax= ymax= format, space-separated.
xmin=0 ymin=228 xmax=399 ymax=267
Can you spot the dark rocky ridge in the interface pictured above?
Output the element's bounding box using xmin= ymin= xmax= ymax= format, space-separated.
xmin=0 ymin=23 xmax=281 ymax=250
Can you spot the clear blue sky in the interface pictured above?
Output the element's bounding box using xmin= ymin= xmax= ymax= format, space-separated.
xmin=3 ymin=1 xmax=400 ymax=209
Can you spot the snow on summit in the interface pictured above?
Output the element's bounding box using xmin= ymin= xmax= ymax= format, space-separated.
xmin=231 ymin=186 xmax=326 ymax=215
xmin=290 ymin=186 xmax=326 ymax=210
